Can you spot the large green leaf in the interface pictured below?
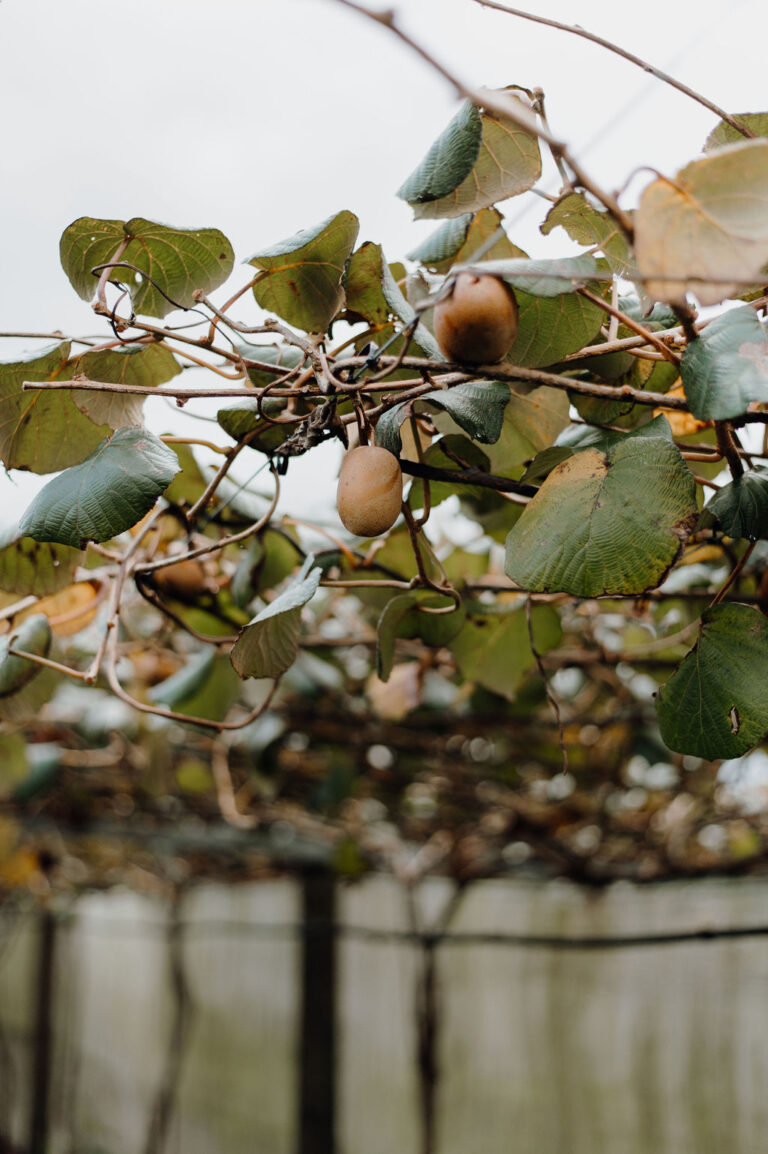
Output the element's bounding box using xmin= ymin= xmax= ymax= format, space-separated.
xmin=216 ymin=397 xmax=287 ymax=453
xmin=20 ymin=428 xmax=180 ymax=548
xmin=704 ymin=469 xmax=768 ymax=540
xmin=504 ymin=429 xmax=697 ymax=595
xmin=397 ymin=101 xmax=483 ymax=204
xmin=63 ymin=344 xmax=182 ymax=428
xmin=0 ymin=615 xmax=51 ymax=697
xmin=657 ymin=603 xmax=768 ymax=758
xmin=0 ymin=342 xmax=110 ymax=473
xmin=680 ymin=305 xmax=768 ymax=420
xmin=247 ymin=211 xmax=359 ymax=333
xmin=484 ymin=384 xmax=570 ymax=478
xmin=504 ymin=289 xmax=605 ymax=368
xmin=376 ymin=592 xmax=464 ymax=681
xmin=465 ymin=255 xmax=604 ymax=298
xmin=704 ymin=113 xmax=768 ymax=151
xmin=149 ymin=650 xmax=242 ymax=721
xmin=60 ymin=217 xmax=235 ymax=318
xmin=449 ymin=600 xmax=561 ymax=700
xmin=376 ymin=380 xmax=509 ymax=456
xmin=398 ymin=92 xmax=541 ymax=220
xmin=634 ymin=140 xmax=768 ymax=305
xmin=236 ymin=343 xmax=306 ymax=388
xmin=0 ymin=529 xmax=80 ymax=596
xmin=540 ymin=193 xmax=636 ymax=281
xmin=230 ymin=556 xmax=321 ymax=679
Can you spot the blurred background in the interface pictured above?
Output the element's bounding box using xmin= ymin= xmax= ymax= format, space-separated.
xmin=3 ymin=2 xmax=768 ymax=1152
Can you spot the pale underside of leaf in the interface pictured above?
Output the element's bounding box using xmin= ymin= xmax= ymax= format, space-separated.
xmin=248 ymin=211 xmax=359 ymax=333
xmin=0 ymin=342 xmax=112 ymax=474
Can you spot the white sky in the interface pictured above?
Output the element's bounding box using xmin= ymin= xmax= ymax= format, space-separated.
xmin=1 ymin=0 xmax=767 ymax=524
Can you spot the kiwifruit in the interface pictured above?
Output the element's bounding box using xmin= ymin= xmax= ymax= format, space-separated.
xmin=337 ymin=445 xmax=403 ymax=537
xmin=433 ymin=271 xmax=519 ymax=364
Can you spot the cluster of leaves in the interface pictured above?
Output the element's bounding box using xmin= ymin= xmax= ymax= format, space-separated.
xmin=3 ymin=79 xmax=768 ymax=893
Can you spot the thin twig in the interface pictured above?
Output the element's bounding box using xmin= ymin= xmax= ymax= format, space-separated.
xmin=471 ymin=0 xmax=756 ymax=140
xmin=332 ymin=0 xmax=634 ymax=237
xmin=577 ymin=287 xmax=681 ymax=365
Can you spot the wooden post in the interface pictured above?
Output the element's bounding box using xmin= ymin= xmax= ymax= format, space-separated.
xmin=28 ymin=909 xmax=56 ymax=1154
xmin=297 ymin=868 xmax=336 ymax=1154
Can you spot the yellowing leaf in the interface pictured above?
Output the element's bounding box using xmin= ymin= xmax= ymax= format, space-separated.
xmin=19 ymin=582 xmax=101 ymax=637
xmin=635 ymin=140 xmax=768 ymax=306
xmin=654 ymin=382 xmax=711 ymax=436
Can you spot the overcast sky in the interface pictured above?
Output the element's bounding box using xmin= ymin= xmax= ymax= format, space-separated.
xmin=1 ymin=0 xmax=766 ymax=523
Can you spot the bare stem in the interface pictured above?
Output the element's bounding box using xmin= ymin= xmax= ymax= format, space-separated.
xmin=471 ymin=0 xmax=757 ymax=140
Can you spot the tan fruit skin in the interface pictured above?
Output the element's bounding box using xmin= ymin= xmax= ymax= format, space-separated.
xmin=434 ymin=271 xmax=519 ymax=364
xmin=337 ymin=446 xmax=403 ymax=537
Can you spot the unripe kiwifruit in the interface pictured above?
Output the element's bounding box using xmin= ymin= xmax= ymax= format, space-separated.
xmin=337 ymin=446 xmax=403 ymax=537
xmin=433 ymin=271 xmax=519 ymax=364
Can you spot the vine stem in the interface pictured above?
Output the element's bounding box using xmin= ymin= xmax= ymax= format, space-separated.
xmin=710 ymin=541 xmax=756 ymax=607
xmin=471 ymin=0 xmax=757 ymax=141
xmin=526 ymin=597 xmax=569 ymax=775
xmin=576 ymin=287 xmax=681 ymax=366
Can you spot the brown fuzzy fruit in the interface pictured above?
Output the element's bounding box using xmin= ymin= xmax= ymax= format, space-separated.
xmin=153 ymin=558 xmax=211 ymax=601
xmin=433 ymin=271 xmax=519 ymax=364
xmin=337 ymin=446 xmax=403 ymax=537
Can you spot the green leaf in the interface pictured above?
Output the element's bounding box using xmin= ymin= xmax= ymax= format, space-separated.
xmin=540 ymin=193 xmax=636 ymax=281
xmin=149 ymin=650 xmax=242 ymax=721
xmin=236 ymin=343 xmax=306 ymax=388
xmin=64 ymin=344 xmax=182 ymax=428
xmin=0 ymin=615 xmax=51 ymax=697
xmin=0 ymin=733 xmax=30 ymax=801
xmin=680 ymin=305 xmax=768 ymax=420
xmin=399 ymin=92 xmax=541 ymax=220
xmin=20 ymin=428 xmax=180 ymax=548
xmin=60 ymin=216 xmax=235 ymax=319
xmin=216 ymin=398 xmax=287 ymax=454
xmin=466 ymin=254 xmax=605 ymax=298
xmin=0 ymin=342 xmax=110 ymax=473
xmin=657 ymin=603 xmax=768 ymax=758
xmin=485 ymin=385 xmax=570 ymax=478
xmin=450 ymin=600 xmax=561 ymax=700
xmin=376 ymin=592 xmax=464 ymax=681
xmin=704 ymin=113 xmax=768 ymax=151
xmin=505 ymin=429 xmax=697 ymax=595
xmin=634 ymin=140 xmax=768 ymax=305
xmin=408 ymin=209 xmax=527 ymax=274
xmin=705 ymin=469 xmax=768 ymax=540
xmin=505 ymin=289 xmax=605 ymax=368
xmin=343 ymin=242 xmax=392 ymax=327
xmin=231 ymin=529 xmax=302 ymax=608
xmin=397 ymin=101 xmax=483 ymax=204
xmin=247 ymin=211 xmax=359 ymax=333
xmin=230 ymin=556 xmax=321 ymax=679
xmin=381 ymin=259 xmax=442 ymax=359
xmin=376 ymin=381 xmax=509 ymax=456
xmin=407 ymin=214 xmax=474 ymax=270
xmin=0 ymin=529 xmax=80 ymax=596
